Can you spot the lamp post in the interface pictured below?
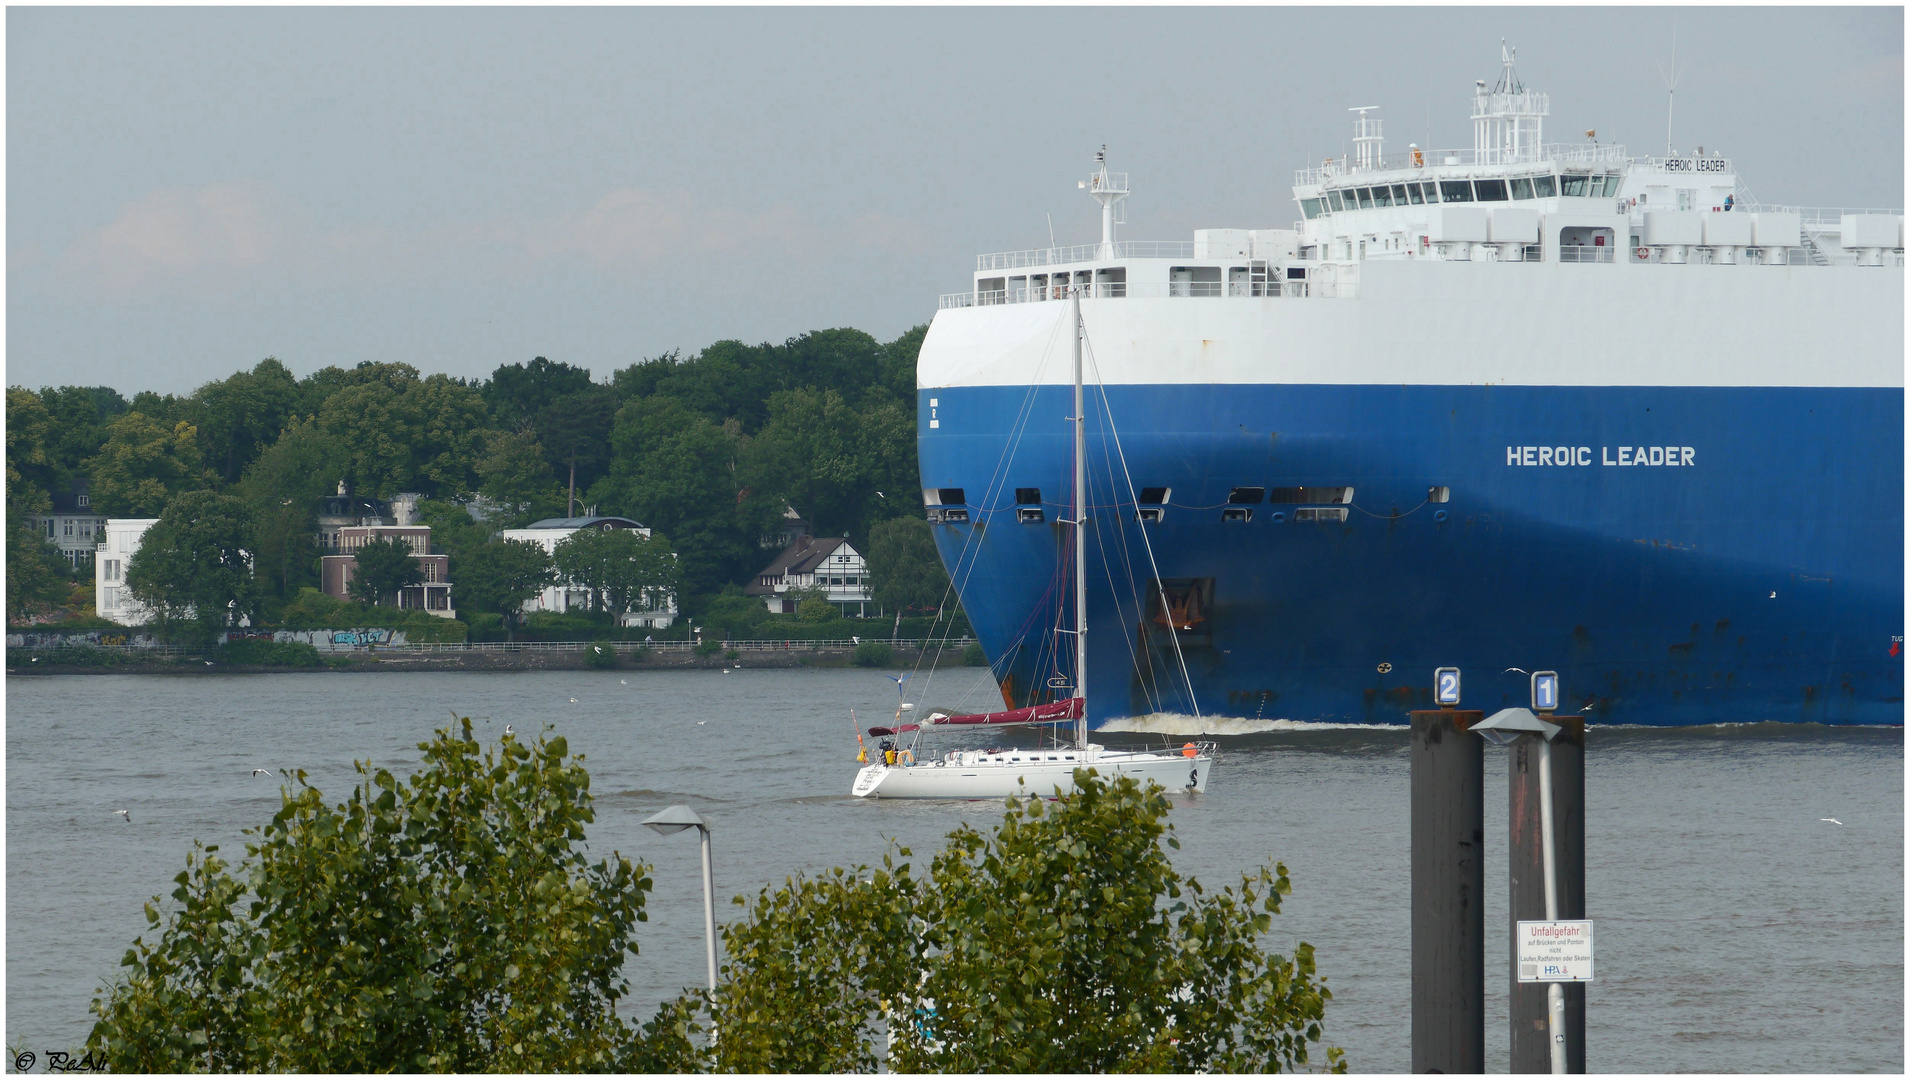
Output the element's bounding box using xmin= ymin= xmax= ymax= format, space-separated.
xmin=1472 ymin=700 xmax=1568 ymax=1075
xmin=644 ymin=804 xmax=718 ymax=992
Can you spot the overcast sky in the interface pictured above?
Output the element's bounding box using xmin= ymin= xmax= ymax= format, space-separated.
xmin=7 ymin=6 xmax=1902 ymax=394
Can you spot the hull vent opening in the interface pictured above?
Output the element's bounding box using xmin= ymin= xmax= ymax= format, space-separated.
xmin=1018 ymin=507 xmax=1045 ymax=523
xmin=1221 ymin=507 xmax=1253 ymax=522
xmin=1228 ymin=486 xmax=1265 ymax=504
xmin=929 ymin=508 xmax=970 ymax=523
xmin=1138 ymin=507 xmax=1165 ymax=523
xmin=1428 ymin=486 xmax=1451 ymax=503
xmin=1295 ymin=507 xmax=1349 ymax=523
xmin=1015 ymin=487 xmax=1042 ymax=505
xmin=1269 ymin=486 xmax=1353 ymax=505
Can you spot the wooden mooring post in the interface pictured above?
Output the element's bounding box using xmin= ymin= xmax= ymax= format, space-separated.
xmin=1509 ymin=716 xmax=1586 ymax=1072
xmin=1410 ymin=708 xmax=1485 ymax=1074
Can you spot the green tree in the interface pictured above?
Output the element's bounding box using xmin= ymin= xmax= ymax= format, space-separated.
xmin=7 ymin=517 xmax=72 ymax=624
xmin=347 ymin=536 xmax=425 ymax=606
xmin=454 ymin=538 xmax=556 ymax=640
xmin=551 ymin=526 xmax=678 ymax=620
xmin=314 ymin=372 xmax=488 ymax=498
xmin=474 ymin=428 xmax=564 ymax=522
xmin=7 ymin=386 xmax=57 ymax=518
xmin=186 ymin=358 xmax=302 ymax=485
xmin=235 ymin=416 xmax=340 ymax=601
xmin=412 ymin=496 xmax=495 ymax=565
xmin=35 ymin=384 xmax=131 ymax=485
xmin=84 ymin=412 xmax=207 ymax=516
xmin=86 ymin=720 xmax=700 ymax=1072
xmin=590 ymin=397 xmax=775 ymax=601
xmin=701 ymin=771 xmax=1342 ymax=1072
xmin=866 ymin=516 xmax=952 ymax=614
xmin=125 ymin=491 xmax=256 ymax=636
xmin=534 ymin=387 xmax=618 ymax=517
xmin=481 ymin=356 xmax=595 ymax=430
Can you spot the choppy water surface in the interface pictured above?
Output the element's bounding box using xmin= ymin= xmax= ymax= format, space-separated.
xmin=7 ymin=670 xmax=1902 ymax=1072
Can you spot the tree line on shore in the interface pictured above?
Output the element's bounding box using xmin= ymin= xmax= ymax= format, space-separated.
xmin=6 ymin=327 xmax=961 ymax=637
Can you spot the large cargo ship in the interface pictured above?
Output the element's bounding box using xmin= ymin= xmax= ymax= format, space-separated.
xmin=917 ymin=50 xmax=1904 ymax=728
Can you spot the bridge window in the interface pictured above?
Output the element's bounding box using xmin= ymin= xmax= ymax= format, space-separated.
xmin=1534 ymin=175 xmax=1557 ymax=198
xmin=1371 ymin=185 xmax=1392 ymax=207
xmin=1327 ymin=189 xmax=1346 ymax=212
xmin=1407 ymin=183 xmax=1426 ymax=205
xmin=1300 ymin=198 xmax=1323 ymax=220
xmin=1439 ymin=180 xmax=1475 ymax=203
xmin=1510 ymin=177 xmax=1535 ymax=200
xmin=1600 ymin=175 xmax=1623 ymax=197
xmin=1561 ymin=174 xmax=1591 ymax=197
xmin=1475 ymin=178 xmax=1508 ymax=202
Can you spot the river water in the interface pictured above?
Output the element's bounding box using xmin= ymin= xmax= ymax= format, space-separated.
xmin=6 ymin=670 xmax=1901 ymax=1072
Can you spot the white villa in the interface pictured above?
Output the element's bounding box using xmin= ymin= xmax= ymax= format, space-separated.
xmin=499 ymin=516 xmax=678 ymax=628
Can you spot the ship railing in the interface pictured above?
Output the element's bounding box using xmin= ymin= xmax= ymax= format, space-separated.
xmin=1556 ymin=246 xmax=1616 ymax=264
xmin=1293 ymin=142 xmax=1630 ymax=185
xmin=941 ymin=279 xmax=1341 ymax=307
xmin=976 ymin=239 xmax=1198 ymax=271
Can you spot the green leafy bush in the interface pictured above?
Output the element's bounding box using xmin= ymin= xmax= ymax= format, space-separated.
xmin=852 ymin=641 xmax=895 ymax=667
xmin=963 ymin=641 xmax=988 ymax=667
xmin=697 ymin=771 xmax=1343 ymax=1073
xmin=693 ymin=639 xmax=723 ymax=658
xmin=585 ymin=639 xmax=620 ymax=669
xmin=86 ymin=720 xmax=698 ymax=1072
xmin=218 ymin=640 xmax=322 ymax=667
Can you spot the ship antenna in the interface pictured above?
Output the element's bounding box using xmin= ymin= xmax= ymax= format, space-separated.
xmin=1657 ymin=21 xmax=1680 ymax=158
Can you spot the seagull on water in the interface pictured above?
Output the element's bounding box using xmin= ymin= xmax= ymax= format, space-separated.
xmin=113 ymin=809 xmax=131 ymax=823
xmin=620 ymin=679 xmax=628 ymax=685
xmin=503 ymin=724 xmax=515 ymax=737
xmin=1821 ymin=818 xmax=1844 ymax=825
xmin=569 ymin=697 xmax=578 ymax=702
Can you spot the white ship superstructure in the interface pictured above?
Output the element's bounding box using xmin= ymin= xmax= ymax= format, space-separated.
xmin=918 ymin=47 xmax=1903 ymax=728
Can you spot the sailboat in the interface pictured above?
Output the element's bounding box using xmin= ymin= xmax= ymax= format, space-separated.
xmin=851 ymin=290 xmax=1216 ymax=799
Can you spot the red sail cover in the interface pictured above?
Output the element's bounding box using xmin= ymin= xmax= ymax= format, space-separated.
xmin=870 ymin=697 xmax=1083 ymax=736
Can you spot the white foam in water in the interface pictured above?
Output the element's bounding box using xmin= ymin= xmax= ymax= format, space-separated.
xmin=1098 ymin=713 xmax=1396 ymax=735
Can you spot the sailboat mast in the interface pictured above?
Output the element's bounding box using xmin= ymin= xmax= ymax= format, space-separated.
xmin=1071 ymin=288 xmax=1088 ymax=750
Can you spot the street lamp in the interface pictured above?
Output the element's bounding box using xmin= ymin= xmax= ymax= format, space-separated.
xmin=1471 ymin=703 xmax=1567 ymax=1075
xmin=643 ymin=804 xmax=717 ymax=992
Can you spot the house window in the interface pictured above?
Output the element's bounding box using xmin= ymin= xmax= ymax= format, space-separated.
xmin=63 ymin=523 xmax=74 ymax=536
xmin=76 ymin=494 xmax=89 ymax=507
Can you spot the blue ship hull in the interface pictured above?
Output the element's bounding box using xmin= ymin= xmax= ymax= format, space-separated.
xmin=919 ymin=383 xmax=1904 ymax=727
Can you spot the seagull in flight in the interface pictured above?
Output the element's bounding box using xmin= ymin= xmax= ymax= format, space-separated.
xmin=503 ymin=724 xmax=515 ymax=737
xmin=113 ymin=809 xmax=131 ymax=823
xmin=1504 ymin=667 xmax=1528 ymax=675
xmin=1820 ymin=818 xmax=1844 ymax=825
xmin=697 ymin=720 xmax=708 ymax=725
xmin=252 ymin=768 xmax=273 ymax=777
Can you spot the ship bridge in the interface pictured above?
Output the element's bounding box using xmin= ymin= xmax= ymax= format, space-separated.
xmin=941 ymin=47 xmax=1901 ymax=312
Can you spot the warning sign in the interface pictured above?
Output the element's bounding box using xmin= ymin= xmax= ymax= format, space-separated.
xmin=1516 ymin=920 xmax=1594 ymax=983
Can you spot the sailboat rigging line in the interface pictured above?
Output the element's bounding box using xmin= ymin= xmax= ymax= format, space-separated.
xmin=1084 ymin=378 xmax=1170 ymax=720
xmin=1082 ymin=325 xmax=1203 ymax=721
xmin=905 ymin=308 xmax=1067 ymax=714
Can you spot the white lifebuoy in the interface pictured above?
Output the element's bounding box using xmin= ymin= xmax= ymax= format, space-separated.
xmin=1635 ymin=247 xmax=1651 ymax=260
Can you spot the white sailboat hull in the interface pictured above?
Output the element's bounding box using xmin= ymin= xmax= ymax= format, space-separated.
xmin=852 ymin=746 xmax=1212 ymax=799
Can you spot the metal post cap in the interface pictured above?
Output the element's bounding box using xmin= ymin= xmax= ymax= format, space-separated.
xmin=1470 ymin=707 xmax=1562 ymax=746
xmin=643 ymin=805 xmax=707 ymax=835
